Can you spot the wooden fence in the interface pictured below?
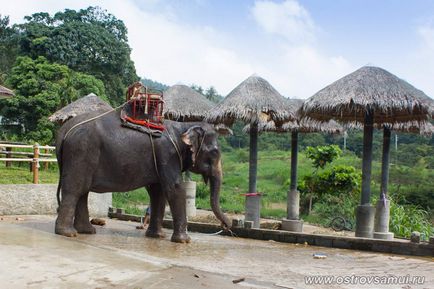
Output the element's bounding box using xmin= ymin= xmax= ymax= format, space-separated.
xmin=0 ymin=143 xmax=57 ymax=184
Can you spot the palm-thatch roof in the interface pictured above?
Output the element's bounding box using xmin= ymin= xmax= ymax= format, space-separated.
xmin=243 ymin=98 xmax=344 ymax=134
xmin=163 ymin=84 xmax=214 ymax=121
xmin=0 ymin=85 xmax=14 ymax=99
xmin=206 ymin=75 xmax=296 ymax=126
xmin=49 ymin=93 xmax=112 ymax=124
xmin=300 ymin=66 xmax=434 ymax=125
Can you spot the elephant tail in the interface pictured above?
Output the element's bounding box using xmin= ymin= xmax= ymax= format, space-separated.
xmin=56 ymin=138 xmax=65 ymax=212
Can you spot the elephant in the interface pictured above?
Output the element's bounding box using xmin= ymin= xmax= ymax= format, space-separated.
xmin=54 ymin=108 xmax=231 ymax=243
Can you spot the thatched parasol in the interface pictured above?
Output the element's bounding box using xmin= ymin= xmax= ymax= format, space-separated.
xmin=163 ymin=85 xmax=215 ymax=122
xmin=300 ymin=66 xmax=434 ymax=238
xmin=206 ymin=75 xmax=296 ymax=228
xmin=0 ymin=85 xmax=14 ymax=99
xmin=244 ymin=98 xmax=343 ymax=231
xmin=49 ymin=93 xmax=112 ymax=124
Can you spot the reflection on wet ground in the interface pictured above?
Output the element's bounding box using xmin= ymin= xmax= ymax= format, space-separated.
xmin=1 ymin=215 xmax=433 ymax=289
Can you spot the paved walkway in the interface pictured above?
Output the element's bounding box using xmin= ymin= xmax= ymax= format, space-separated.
xmin=0 ymin=215 xmax=433 ymax=289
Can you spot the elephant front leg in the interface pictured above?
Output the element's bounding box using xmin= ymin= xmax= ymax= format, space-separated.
xmin=74 ymin=192 xmax=96 ymax=234
xmin=166 ymin=184 xmax=190 ymax=243
xmin=145 ymin=184 xmax=166 ymax=239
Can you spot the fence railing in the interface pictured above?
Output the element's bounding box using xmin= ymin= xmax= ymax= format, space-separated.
xmin=0 ymin=143 xmax=56 ymax=184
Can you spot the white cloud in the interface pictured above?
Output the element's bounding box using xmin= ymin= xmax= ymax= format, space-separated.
xmin=2 ymin=0 xmax=355 ymax=98
xmin=111 ymin=1 xmax=255 ymax=94
xmin=252 ymin=0 xmax=316 ymax=44
xmin=249 ymin=0 xmax=353 ymax=98
xmin=404 ymin=24 xmax=434 ymax=97
xmin=417 ymin=24 xmax=434 ymax=50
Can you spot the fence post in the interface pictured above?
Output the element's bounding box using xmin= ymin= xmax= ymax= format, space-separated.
xmin=32 ymin=144 xmax=40 ymax=184
xmin=44 ymin=148 xmax=49 ymax=170
xmin=5 ymin=147 xmax=12 ymax=167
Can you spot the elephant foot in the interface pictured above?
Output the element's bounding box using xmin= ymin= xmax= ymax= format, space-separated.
xmin=55 ymin=226 xmax=78 ymax=237
xmin=171 ymin=232 xmax=191 ymax=243
xmin=74 ymin=222 xmax=96 ymax=234
xmin=145 ymin=229 xmax=166 ymax=239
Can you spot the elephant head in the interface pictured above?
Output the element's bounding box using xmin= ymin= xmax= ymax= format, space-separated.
xmin=182 ymin=124 xmax=231 ymax=229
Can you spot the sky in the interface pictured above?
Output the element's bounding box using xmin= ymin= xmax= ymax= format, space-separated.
xmin=2 ymin=0 xmax=434 ymax=99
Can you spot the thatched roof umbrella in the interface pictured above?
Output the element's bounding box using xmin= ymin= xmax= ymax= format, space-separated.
xmin=207 ymin=75 xmax=296 ymax=228
xmin=0 ymin=85 xmax=14 ymax=99
xmin=300 ymin=66 xmax=433 ymax=238
xmin=163 ymin=85 xmax=215 ymax=122
xmin=49 ymin=93 xmax=112 ymax=124
xmin=244 ymin=98 xmax=343 ymax=232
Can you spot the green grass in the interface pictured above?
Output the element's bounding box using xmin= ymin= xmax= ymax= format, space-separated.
xmin=2 ymin=148 xmax=433 ymax=240
xmin=0 ymin=163 xmax=59 ymax=184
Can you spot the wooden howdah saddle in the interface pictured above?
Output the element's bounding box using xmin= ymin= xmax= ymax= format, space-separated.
xmin=120 ymin=82 xmax=165 ymax=136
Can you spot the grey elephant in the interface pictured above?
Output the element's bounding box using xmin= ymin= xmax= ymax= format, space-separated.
xmin=55 ymin=109 xmax=231 ymax=243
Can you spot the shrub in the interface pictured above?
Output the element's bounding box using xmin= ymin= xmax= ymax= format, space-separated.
xmin=389 ymin=200 xmax=434 ymax=241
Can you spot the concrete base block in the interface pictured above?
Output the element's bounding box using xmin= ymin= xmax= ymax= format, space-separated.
xmin=0 ymin=184 xmax=112 ymax=217
xmin=244 ymin=220 xmax=253 ymax=229
xmin=281 ymin=218 xmax=303 ymax=232
xmin=245 ymin=195 xmax=261 ymax=229
xmin=410 ymin=232 xmax=421 ymax=243
xmin=181 ymin=181 xmax=196 ymax=218
xmin=232 ymin=218 xmax=244 ymax=228
xmin=355 ymin=204 xmax=376 ymax=238
xmin=373 ymin=231 xmax=394 ymax=240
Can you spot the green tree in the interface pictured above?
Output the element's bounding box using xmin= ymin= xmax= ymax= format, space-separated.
xmin=305 ymin=145 xmax=342 ymax=169
xmin=0 ymin=15 xmax=19 ymax=83
xmin=16 ymin=7 xmax=138 ymax=105
xmin=0 ymin=56 xmax=106 ymax=144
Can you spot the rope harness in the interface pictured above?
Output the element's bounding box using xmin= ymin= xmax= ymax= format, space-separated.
xmin=62 ymin=102 xmax=184 ymax=180
xmin=63 ymin=102 xmax=127 ymax=141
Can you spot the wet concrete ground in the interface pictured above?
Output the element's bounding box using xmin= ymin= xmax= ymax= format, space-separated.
xmin=0 ymin=215 xmax=433 ymax=289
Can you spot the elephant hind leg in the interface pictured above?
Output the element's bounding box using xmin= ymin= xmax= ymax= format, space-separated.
xmin=55 ymin=191 xmax=80 ymax=237
xmin=74 ymin=192 xmax=96 ymax=234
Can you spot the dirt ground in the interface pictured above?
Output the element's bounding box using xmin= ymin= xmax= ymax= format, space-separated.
xmin=188 ymin=209 xmax=355 ymax=237
xmin=1 ymin=215 xmax=432 ymax=289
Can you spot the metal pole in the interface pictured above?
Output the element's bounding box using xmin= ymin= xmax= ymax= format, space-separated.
xmin=343 ymin=131 xmax=347 ymax=151
xmin=248 ymin=122 xmax=258 ymax=194
xmin=361 ymin=111 xmax=374 ymax=205
xmin=287 ymin=131 xmax=299 ymax=220
xmin=245 ymin=121 xmax=260 ymax=228
xmin=380 ymin=127 xmax=391 ymax=198
xmin=355 ymin=110 xmax=376 ymax=238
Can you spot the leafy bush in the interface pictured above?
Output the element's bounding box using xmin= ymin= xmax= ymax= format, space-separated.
xmin=305 ymin=145 xmax=342 ymax=169
xmin=301 ymin=165 xmax=361 ymax=197
xmin=234 ymin=149 xmax=249 ymax=162
xmin=389 ymin=200 xmax=434 ymax=241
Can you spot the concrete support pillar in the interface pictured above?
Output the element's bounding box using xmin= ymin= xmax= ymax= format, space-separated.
xmin=282 ymin=131 xmax=303 ymax=232
xmin=245 ymin=122 xmax=260 ymax=228
xmin=374 ymin=127 xmax=394 ymax=240
xmin=355 ymin=204 xmax=376 ymax=238
xmin=355 ymin=111 xmax=375 ymax=238
xmin=245 ymin=194 xmax=261 ymax=228
xmin=374 ymin=199 xmax=394 ymax=240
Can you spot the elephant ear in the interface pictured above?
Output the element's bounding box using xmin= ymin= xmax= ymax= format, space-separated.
xmin=181 ymin=126 xmax=205 ymax=164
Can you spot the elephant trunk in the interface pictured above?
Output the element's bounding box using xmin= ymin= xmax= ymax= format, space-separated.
xmin=209 ymin=160 xmax=231 ymax=229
